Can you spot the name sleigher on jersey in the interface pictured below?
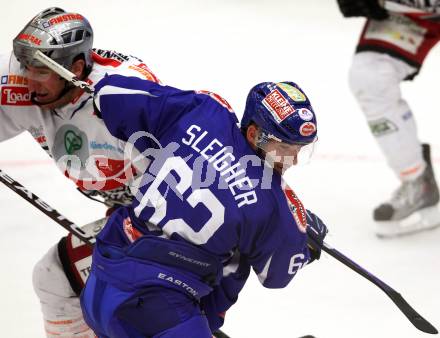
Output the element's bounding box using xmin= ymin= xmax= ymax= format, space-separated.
xmin=182 ymin=124 xmax=258 ymax=208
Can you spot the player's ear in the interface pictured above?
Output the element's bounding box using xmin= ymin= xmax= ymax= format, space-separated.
xmin=71 ymin=59 xmax=86 ymax=78
xmin=246 ymin=124 xmax=259 ymax=149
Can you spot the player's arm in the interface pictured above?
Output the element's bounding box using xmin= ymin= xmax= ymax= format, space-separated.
xmin=92 ymin=74 xmax=207 ymax=145
xmin=247 ymin=191 xmax=328 ymax=288
xmin=200 ymin=256 xmax=252 ymax=332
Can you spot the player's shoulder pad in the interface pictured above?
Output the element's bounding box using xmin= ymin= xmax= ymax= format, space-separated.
xmin=93 ymin=74 xmax=160 ymax=113
xmin=91 ymin=48 xmax=160 ymax=83
xmin=194 ymin=90 xmax=235 ymax=113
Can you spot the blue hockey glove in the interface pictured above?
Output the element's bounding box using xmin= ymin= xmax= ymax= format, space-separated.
xmin=305 ymin=209 xmax=328 ymax=263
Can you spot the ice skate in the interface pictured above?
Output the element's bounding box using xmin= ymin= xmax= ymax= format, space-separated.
xmin=374 ymin=144 xmax=440 ymax=238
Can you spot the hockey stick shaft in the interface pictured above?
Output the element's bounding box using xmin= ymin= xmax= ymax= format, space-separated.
xmin=33 ymin=50 xmax=94 ymax=94
xmin=0 ymin=168 xmax=234 ymax=337
xmin=307 ymin=228 xmax=438 ymax=334
xmin=0 ymin=169 xmax=96 ymax=246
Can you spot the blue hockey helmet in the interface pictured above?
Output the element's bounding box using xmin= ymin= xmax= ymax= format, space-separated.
xmin=241 ymin=82 xmax=317 ymax=145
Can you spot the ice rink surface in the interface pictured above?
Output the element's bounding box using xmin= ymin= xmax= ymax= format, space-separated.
xmin=0 ymin=1 xmax=439 ymax=337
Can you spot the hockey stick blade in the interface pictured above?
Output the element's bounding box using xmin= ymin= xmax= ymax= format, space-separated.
xmin=0 ymin=169 xmax=96 ymax=246
xmin=307 ymin=228 xmax=438 ymax=334
xmin=213 ymin=330 xmax=231 ymax=338
xmin=33 ymin=50 xmax=94 ymax=94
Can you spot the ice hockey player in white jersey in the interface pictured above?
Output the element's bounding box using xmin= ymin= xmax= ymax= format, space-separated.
xmin=1 ymin=7 xmax=160 ymax=337
xmin=337 ymin=0 xmax=440 ymax=237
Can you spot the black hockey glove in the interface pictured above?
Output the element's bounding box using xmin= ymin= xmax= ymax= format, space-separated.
xmin=336 ymin=0 xmax=389 ymax=20
xmin=305 ymin=209 xmax=328 ymax=263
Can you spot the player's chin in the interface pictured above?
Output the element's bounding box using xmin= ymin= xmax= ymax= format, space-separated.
xmin=273 ymin=163 xmax=284 ymax=175
xmin=32 ymin=93 xmax=50 ymax=103
xmin=34 ymin=94 xmax=69 ymax=110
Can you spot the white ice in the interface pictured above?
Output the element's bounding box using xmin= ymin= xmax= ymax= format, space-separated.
xmin=0 ymin=1 xmax=439 ymax=337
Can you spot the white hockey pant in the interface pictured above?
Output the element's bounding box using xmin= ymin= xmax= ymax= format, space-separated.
xmin=349 ymin=51 xmax=425 ymax=180
xmin=32 ymin=244 xmax=95 ymax=337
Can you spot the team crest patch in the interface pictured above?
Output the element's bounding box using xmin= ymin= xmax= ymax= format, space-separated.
xmin=276 ymin=83 xmax=306 ymax=102
xmin=284 ymin=188 xmax=307 ymax=233
xmin=262 ymin=89 xmax=295 ymax=122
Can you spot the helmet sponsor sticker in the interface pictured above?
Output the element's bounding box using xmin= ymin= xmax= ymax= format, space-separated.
xmin=284 ymin=188 xmax=307 ymax=233
xmin=42 ymin=13 xmax=84 ymax=28
xmin=262 ymin=89 xmax=295 ymax=122
xmin=299 ymin=122 xmax=316 ymax=136
xmin=17 ymin=33 xmax=42 ymax=46
xmin=297 ymin=108 xmax=314 ymax=121
xmin=276 ymin=83 xmax=306 ymax=102
xmin=1 ymin=86 xmax=32 ymax=105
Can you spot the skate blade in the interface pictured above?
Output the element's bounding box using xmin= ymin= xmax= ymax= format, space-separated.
xmin=375 ymin=205 xmax=440 ymax=238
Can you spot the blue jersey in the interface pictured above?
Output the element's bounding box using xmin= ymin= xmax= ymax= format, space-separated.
xmin=93 ymin=74 xmax=310 ymax=290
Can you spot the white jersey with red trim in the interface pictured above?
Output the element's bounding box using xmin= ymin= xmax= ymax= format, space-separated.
xmin=0 ymin=49 xmax=160 ymax=205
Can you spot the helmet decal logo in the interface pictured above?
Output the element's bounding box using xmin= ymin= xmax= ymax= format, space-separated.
xmin=64 ymin=130 xmax=83 ymax=154
xmin=297 ymin=108 xmax=314 ymax=121
xmin=276 ymin=83 xmax=306 ymax=102
xmin=42 ymin=13 xmax=84 ymax=28
xmin=299 ymin=122 xmax=316 ymax=137
xmin=262 ymin=89 xmax=295 ymax=123
xmin=17 ymin=34 xmax=42 ymax=46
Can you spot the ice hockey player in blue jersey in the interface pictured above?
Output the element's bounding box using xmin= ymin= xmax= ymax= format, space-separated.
xmin=80 ymin=76 xmax=328 ymax=337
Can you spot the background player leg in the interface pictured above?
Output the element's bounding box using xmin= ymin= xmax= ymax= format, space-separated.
xmin=349 ymin=51 xmax=440 ymax=236
xmin=33 ymin=244 xmax=95 ymax=337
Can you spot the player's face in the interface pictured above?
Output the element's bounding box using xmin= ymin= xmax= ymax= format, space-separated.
xmin=245 ymin=124 xmax=305 ymax=174
xmin=261 ymin=139 xmax=303 ymax=174
xmin=24 ymin=59 xmax=85 ymax=109
xmin=25 ymin=66 xmax=65 ymax=104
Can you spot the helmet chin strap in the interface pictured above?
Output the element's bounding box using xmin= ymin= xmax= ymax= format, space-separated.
xmin=30 ymin=78 xmax=75 ymax=107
